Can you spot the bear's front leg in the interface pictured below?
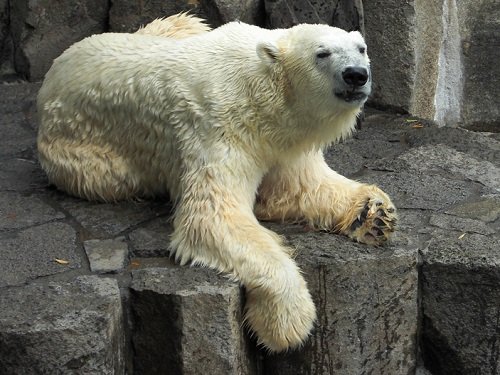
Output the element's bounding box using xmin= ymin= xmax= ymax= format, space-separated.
xmin=170 ymin=164 xmax=316 ymax=352
xmin=256 ymin=149 xmax=397 ymax=245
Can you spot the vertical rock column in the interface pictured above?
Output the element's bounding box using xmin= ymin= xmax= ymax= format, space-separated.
xmin=421 ymin=232 xmax=500 ymax=374
xmin=263 ymin=231 xmax=419 ymax=375
xmin=364 ymin=0 xmax=500 ymax=130
xmin=130 ymin=267 xmax=258 ymax=375
xmin=363 ymin=0 xmax=443 ymax=117
xmin=457 ymin=0 xmax=500 ymax=130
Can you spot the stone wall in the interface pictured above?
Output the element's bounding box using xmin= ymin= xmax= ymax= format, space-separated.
xmin=1 ymin=0 xmax=498 ymax=128
xmin=364 ymin=0 xmax=500 ymax=130
xmin=0 ymin=0 xmax=362 ymax=80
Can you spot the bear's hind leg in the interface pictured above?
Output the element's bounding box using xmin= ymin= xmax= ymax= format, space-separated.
xmin=37 ymin=139 xmax=146 ymax=201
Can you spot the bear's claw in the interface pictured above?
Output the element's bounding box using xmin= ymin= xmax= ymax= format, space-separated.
xmin=345 ymin=194 xmax=397 ymax=246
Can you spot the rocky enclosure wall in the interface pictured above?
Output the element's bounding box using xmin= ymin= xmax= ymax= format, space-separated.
xmin=0 ymin=0 xmax=363 ymax=81
xmin=1 ymin=0 xmax=499 ymax=129
xmin=363 ymin=0 xmax=500 ymax=130
xmin=1 ymin=1 xmax=500 ymax=374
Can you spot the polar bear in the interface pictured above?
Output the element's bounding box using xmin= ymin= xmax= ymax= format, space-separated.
xmin=37 ymin=14 xmax=397 ymax=352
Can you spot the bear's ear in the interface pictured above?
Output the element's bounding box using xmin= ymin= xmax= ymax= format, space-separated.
xmin=349 ymin=30 xmax=365 ymax=42
xmin=256 ymin=41 xmax=280 ymax=65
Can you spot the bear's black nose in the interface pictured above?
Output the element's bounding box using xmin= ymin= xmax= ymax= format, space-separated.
xmin=342 ymin=67 xmax=369 ymax=87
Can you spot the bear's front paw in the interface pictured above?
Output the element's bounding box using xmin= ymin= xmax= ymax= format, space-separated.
xmin=337 ymin=186 xmax=397 ymax=246
xmin=244 ymin=281 xmax=316 ymax=352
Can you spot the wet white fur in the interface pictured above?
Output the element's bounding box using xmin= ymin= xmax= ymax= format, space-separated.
xmin=37 ymin=20 xmax=386 ymax=352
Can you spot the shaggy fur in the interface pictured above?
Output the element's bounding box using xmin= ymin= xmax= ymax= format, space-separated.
xmin=37 ymin=14 xmax=397 ymax=352
xmin=136 ymin=13 xmax=211 ymax=38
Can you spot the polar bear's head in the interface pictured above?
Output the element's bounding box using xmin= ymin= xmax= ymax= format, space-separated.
xmin=257 ymin=24 xmax=371 ymax=113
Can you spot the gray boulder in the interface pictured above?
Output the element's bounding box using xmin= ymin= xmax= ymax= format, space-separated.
xmin=9 ymin=0 xmax=108 ymax=80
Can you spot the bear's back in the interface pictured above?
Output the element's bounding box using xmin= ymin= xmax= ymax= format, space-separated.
xmin=39 ymin=22 xmax=283 ymax=108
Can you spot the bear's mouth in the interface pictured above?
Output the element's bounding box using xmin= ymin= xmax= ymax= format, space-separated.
xmin=335 ymin=90 xmax=368 ymax=103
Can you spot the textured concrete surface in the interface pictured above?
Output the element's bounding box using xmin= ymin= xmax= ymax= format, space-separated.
xmin=1 ymin=82 xmax=499 ymax=373
xmin=421 ymin=233 xmax=500 ymax=375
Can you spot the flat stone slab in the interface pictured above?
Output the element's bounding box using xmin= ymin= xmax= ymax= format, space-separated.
xmin=58 ymin=198 xmax=170 ymax=238
xmin=0 ymin=157 xmax=48 ymax=192
xmin=405 ymin=126 xmax=500 ymax=164
xmin=429 ymin=212 xmax=496 ymax=236
xmin=84 ymin=238 xmax=129 ymax=273
xmin=128 ymin=215 xmax=173 ymax=257
xmin=0 ymin=222 xmax=81 ymax=287
xmin=446 ymin=195 xmax=500 ymax=224
xmin=0 ymin=276 xmax=125 ymax=374
xmin=367 ymin=143 xmax=500 ymax=192
xmin=0 ymin=191 xmax=64 ymax=230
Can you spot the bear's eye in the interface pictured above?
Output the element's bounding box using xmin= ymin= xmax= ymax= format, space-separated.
xmin=359 ymin=47 xmax=366 ymax=54
xmin=316 ymin=51 xmax=331 ymax=59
